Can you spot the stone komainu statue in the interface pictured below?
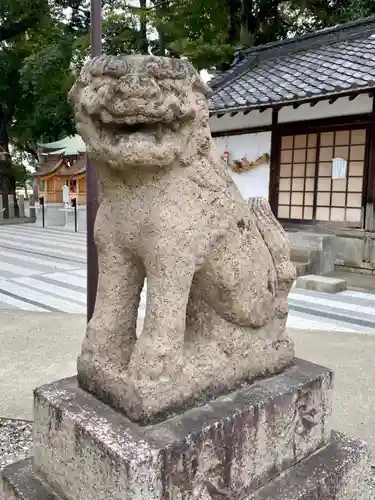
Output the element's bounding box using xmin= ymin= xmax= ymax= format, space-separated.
xmin=69 ymin=55 xmax=296 ymax=423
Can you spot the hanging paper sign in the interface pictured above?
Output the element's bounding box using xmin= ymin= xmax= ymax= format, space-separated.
xmin=331 ymin=157 xmax=347 ymax=180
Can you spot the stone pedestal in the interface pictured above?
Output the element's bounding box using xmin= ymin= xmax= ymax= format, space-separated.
xmin=28 ymin=195 xmax=36 ymax=219
xmin=0 ymin=359 xmax=370 ymax=500
xmin=7 ymin=194 xmax=15 ymax=219
xmin=18 ymin=195 xmax=25 ymax=218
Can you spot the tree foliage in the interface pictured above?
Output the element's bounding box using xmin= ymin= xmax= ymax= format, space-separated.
xmin=0 ymin=0 xmax=374 ymax=205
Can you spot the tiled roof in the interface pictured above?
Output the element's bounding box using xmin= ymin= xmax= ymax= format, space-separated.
xmin=38 ymin=135 xmax=86 ymax=156
xmin=56 ymin=157 xmax=86 ymax=177
xmin=34 ymin=158 xmax=63 ymax=178
xmin=209 ymin=16 xmax=375 ymax=114
xmin=34 ymin=156 xmax=86 ymax=178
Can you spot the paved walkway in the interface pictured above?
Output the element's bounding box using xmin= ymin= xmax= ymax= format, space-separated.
xmin=0 ymin=224 xmax=375 ymax=333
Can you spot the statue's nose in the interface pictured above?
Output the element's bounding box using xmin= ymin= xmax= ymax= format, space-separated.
xmin=118 ymin=74 xmax=160 ymax=98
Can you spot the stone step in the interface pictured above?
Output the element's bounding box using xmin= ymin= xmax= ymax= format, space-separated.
xmin=28 ymin=359 xmax=332 ymax=500
xmin=290 ymin=246 xmax=321 ymax=277
xmin=290 ymin=246 xmax=312 ymax=263
xmin=296 ymin=274 xmax=347 ymax=294
xmin=2 ymin=432 xmax=370 ymax=500
xmin=288 ymin=232 xmax=336 ymax=275
xmin=248 ymin=431 xmax=371 ymax=499
xmin=1 ymin=458 xmax=59 ymax=500
xmin=292 ymin=260 xmax=310 ymax=277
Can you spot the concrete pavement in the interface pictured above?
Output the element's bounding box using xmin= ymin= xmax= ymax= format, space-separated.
xmin=1 ymin=310 xmax=375 ymax=461
xmin=290 ymin=327 xmax=375 ymax=460
xmin=0 ymin=311 xmax=85 ymax=419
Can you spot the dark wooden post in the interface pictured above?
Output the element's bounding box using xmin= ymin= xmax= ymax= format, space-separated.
xmin=269 ymin=108 xmax=279 ymax=215
xmin=86 ymin=0 xmax=102 ymax=322
xmin=363 ymin=98 xmax=375 ymax=233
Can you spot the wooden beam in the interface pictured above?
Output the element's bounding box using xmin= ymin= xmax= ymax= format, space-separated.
xmin=243 ymin=110 xmax=251 ymax=115
xmin=312 ymin=132 xmax=321 ymax=223
xmin=310 ymin=101 xmax=318 ymax=107
xmin=349 ymin=93 xmax=359 ymax=101
xmin=230 ymin=111 xmax=238 ymax=117
xmin=328 ymin=97 xmax=338 ymax=105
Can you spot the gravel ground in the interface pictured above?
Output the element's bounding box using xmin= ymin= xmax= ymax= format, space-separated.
xmin=0 ymin=418 xmax=33 ymax=470
xmin=369 ymin=470 xmax=375 ymax=496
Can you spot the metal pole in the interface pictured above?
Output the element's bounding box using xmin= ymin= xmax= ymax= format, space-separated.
xmin=86 ymin=0 xmax=102 ymax=322
xmin=73 ymin=198 xmax=78 ymax=233
xmin=40 ymin=197 xmax=45 ymax=228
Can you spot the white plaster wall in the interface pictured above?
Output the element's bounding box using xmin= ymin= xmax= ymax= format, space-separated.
xmin=214 ymin=131 xmax=271 ymax=200
xmin=278 ymin=95 xmax=373 ymax=123
xmin=209 ymin=109 xmax=272 ymax=133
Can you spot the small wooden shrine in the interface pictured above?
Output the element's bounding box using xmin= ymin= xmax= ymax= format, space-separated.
xmin=35 ymin=135 xmax=86 ymax=205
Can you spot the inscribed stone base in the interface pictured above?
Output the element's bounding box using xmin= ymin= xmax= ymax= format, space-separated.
xmin=1 ymin=433 xmax=370 ymax=500
xmin=5 ymin=359 xmax=333 ymax=500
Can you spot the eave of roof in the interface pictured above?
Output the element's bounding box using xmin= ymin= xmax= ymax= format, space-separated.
xmin=210 ymin=87 xmax=375 ymax=117
xmin=38 ymin=135 xmax=86 ymax=156
xmin=209 ymin=15 xmax=375 ymax=115
xmin=33 ymin=159 xmax=64 ymax=178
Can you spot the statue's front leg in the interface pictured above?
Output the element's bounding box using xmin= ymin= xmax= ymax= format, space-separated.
xmin=129 ymin=254 xmax=195 ymax=381
xmin=79 ymin=242 xmax=145 ymax=372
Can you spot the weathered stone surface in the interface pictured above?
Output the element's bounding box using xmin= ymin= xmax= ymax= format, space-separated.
xmin=2 ymin=432 xmax=370 ymax=500
xmin=31 ymin=359 xmax=331 ymax=500
xmin=296 ymin=274 xmax=347 ymax=294
xmin=248 ymin=432 xmax=371 ymax=500
xmin=68 ymin=54 xmax=296 ymax=422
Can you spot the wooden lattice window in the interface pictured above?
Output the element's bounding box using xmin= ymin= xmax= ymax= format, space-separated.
xmin=277 ymin=128 xmax=366 ymax=226
xmin=278 ymin=133 xmax=317 ymax=220
xmin=316 ymin=129 xmax=365 ymax=224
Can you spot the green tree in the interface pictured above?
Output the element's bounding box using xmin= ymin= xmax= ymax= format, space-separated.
xmin=0 ymin=0 xmax=86 ymax=210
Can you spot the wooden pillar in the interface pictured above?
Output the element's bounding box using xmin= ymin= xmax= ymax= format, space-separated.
xmin=269 ymin=108 xmax=279 ymax=215
xmin=364 ymin=98 xmax=375 ymax=232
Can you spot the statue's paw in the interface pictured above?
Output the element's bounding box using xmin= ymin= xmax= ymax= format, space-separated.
xmin=129 ymin=342 xmax=183 ymax=382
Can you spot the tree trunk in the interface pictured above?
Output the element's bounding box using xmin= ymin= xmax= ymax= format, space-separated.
xmin=225 ymin=0 xmax=242 ymax=45
xmin=154 ymin=0 xmax=168 ymax=56
xmin=0 ymin=107 xmax=16 ymax=217
xmin=139 ymin=0 xmax=149 ymax=54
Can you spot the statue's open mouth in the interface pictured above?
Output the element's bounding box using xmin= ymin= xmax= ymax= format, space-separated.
xmin=97 ymin=117 xmax=181 ymax=140
xmin=115 ymin=122 xmax=157 ymax=134
xmin=97 ymin=119 xmax=158 ymax=134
